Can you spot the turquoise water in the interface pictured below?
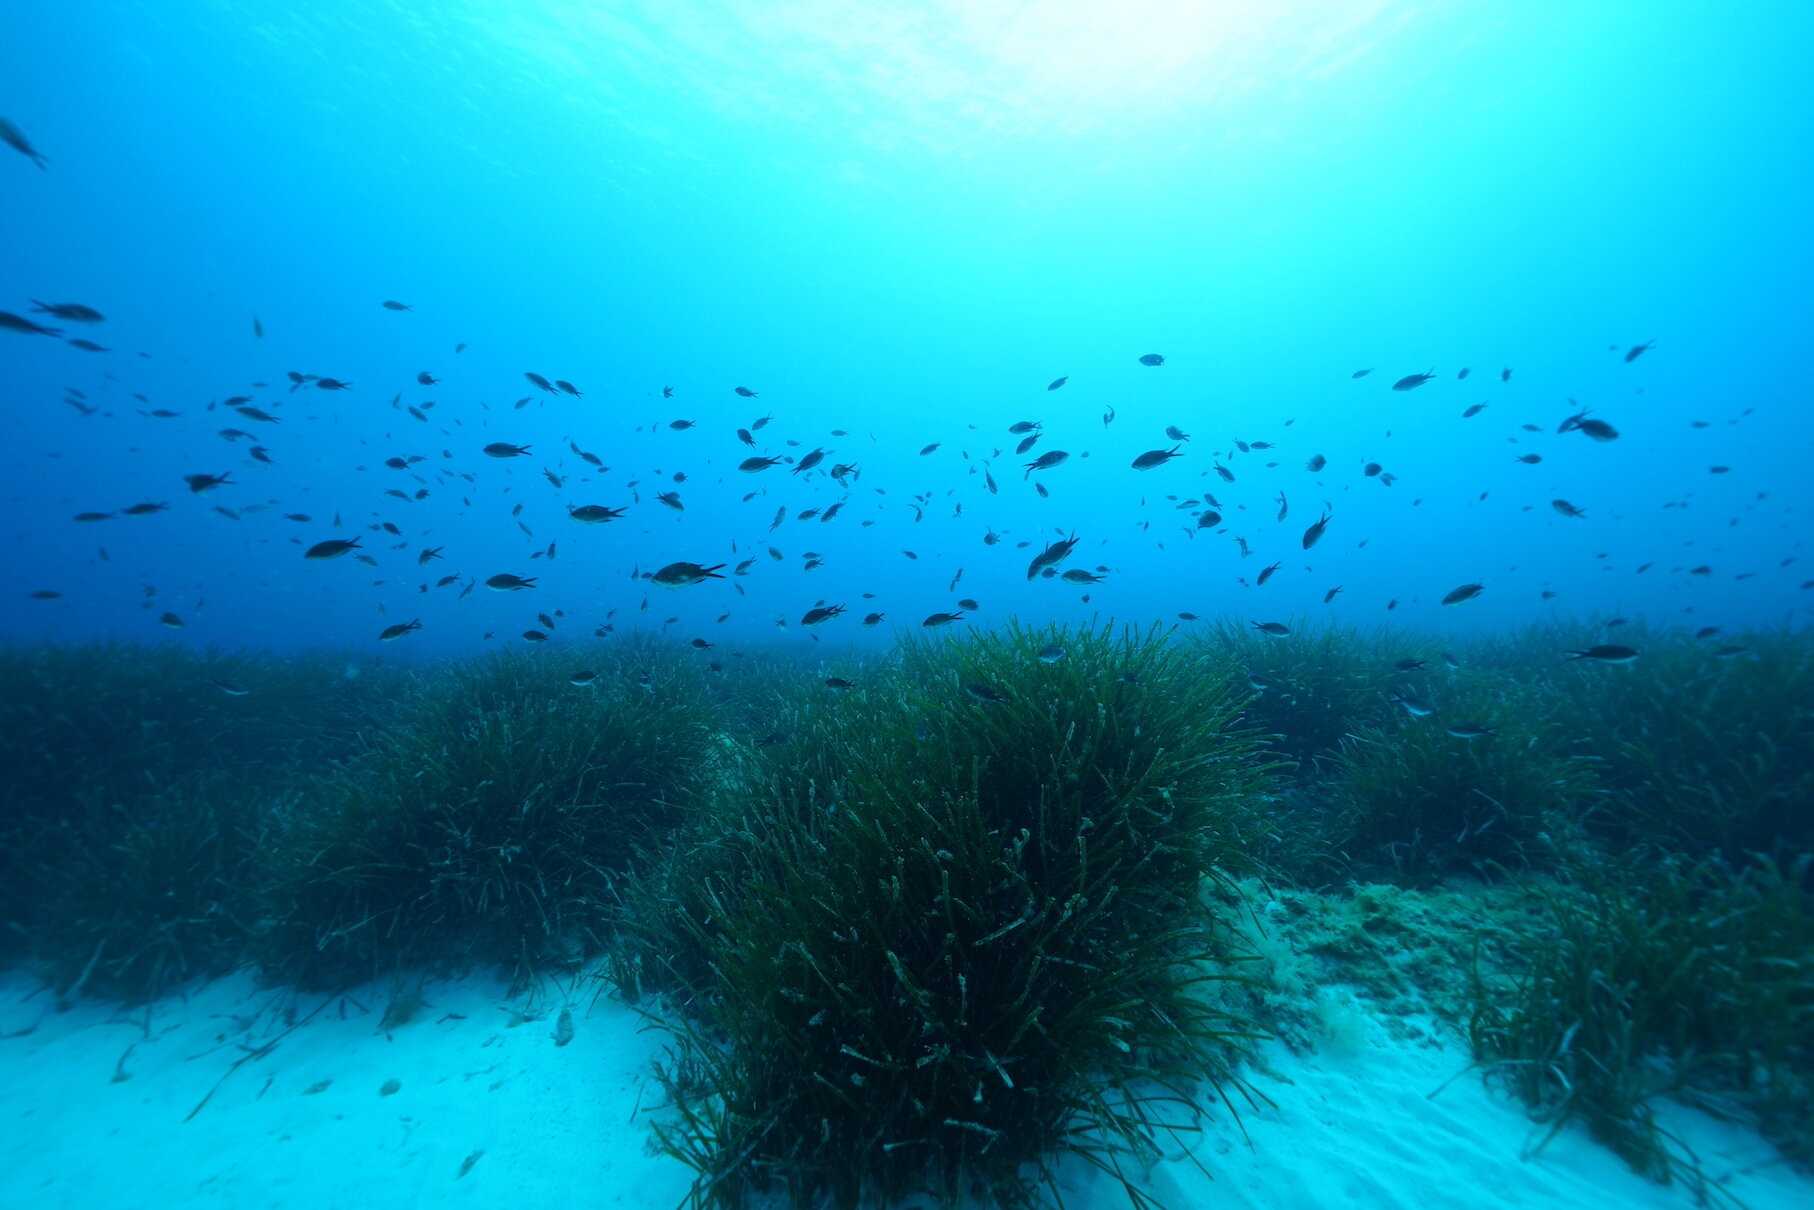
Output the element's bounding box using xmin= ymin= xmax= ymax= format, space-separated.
xmin=4 ymin=2 xmax=1810 ymax=649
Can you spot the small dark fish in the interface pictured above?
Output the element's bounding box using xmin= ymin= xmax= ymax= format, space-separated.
xmin=793 ymin=448 xmax=826 ymax=475
xmin=1251 ymin=621 xmax=1290 ymax=636
xmin=305 ymin=538 xmax=361 ymax=560
xmin=734 ymin=386 xmax=758 ymax=398
xmin=568 ymin=504 xmax=626 ymax=523
xmin=1462 ymin=403 xmax=1487 ymax=418
xmin=72 ymin=511 xmax=113 ymax=523
xmin=1391 ymin=694 xmax=1435 ymax=718
xmin=122 ymin=502 xmax=169 ymax=516
xmin=1024 ymin=450 xmax=1068 ymax=477
xmin=1256 ymin=561 xmax=1280 ymax=586
xmin=1441 ymin=583 xmax=1484 ymax=605
xmin=32 ymin=300 xmax=104 ymax=322
xmin=483 ymin=442 xmax=531 ymax=458
xmin=1137 ymin=353 xmax=1165 ymax=367
xmin=1037 ymin=643 xmax=1066 ymax=663
xmin=184 ymin=472 xmax=233 ymax=493
xmin=0 ymin=310 xmax=61 ymax=337
xmin=485 ymin=573 xmax=537 ymax=591
xmin=1306 ymin=454 xmax=1326 ymax=472
xmin=1457 ymin=368 xmax=1471 ymax=380
xmin=1575 ymin=418 xmax=1619 ymax=441
xmin=1351 ymin=369 xmax=1372 ymax=379
xmin=650 ymin=562 xmax=724 ymax=586
xmin=739 ymin=455 xmax=783 ymax=472
xmin=669 ymin=419 xmax=696 ymax=430
xmin=1131 ymin=446 xmax=1182 ymax=471
xmin=922 ymin=611 xmax=965 ymax=627
xmin=1551 ymin=499 xmax=1586 ymax=518
xmin=656 ymin=491 xmax=684 ymax=511
xmin=824 ymin=677 xmax=854 ymax=690
xmin=1514 ymin=453 xmax=1542 ymax=464
xmin=1026 ymin=532 xmax=1079 ymax=580
xmin=1166 ymin=425 xmax=1191 ymax=442
xmin=556 ymin=379 xmax=582 ymax=397
xmin=381 ymin=299 xmax=412 ymax=311
xmin=1 ymin=117 xmax=50 ymax=168
xmin=378 ymin=619 xmax=422 ymax=641
xmin=525 ymin=372 xmax=555 ymax=392
xmin=964 ymin=682 xmax=1007 ymax=704
xmin=1624 ymin=341 xmax=1654 ymax=363
xmin=1323 ymin=586 xmax=1342 ymax=603
xmin=862 ymin=612 xmax=885 ymax=626
xmin=1047 ymin=376 xmax=1068 ymax=391
xmin=315 ymin=377 xmax=351 ymax=390
xmin=1567 ymin=645 xmax=1638 ymax=664
xmin=417 ymin=371 xmax=438 ymax=385
xmin=1301 ymin=511 xmax=1331 ymax=550
xmin=1392 ymin=370 xmax=1435 ymax=391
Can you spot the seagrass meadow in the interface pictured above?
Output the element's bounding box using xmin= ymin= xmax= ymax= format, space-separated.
xmin=6 ymin=4 xmax=1814 ymax=1207
xmin=0 ymin=620 xmax=1808 ymax=1207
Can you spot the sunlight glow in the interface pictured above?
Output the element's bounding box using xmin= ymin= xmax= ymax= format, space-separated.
xmin=965 ymin=0 xmax=1273 ymax=111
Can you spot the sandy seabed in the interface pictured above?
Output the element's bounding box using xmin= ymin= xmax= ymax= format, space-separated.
xmin=0 ymin=969 xmax=1806 ymax=1210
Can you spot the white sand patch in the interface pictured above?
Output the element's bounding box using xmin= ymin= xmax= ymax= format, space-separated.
xmin=2 ymin=972 xmax=1806 ymax=1210
xmin=0 ymin=970 xmax=688 ymax=1210
xmin=1059 ymin=1012 xmax=1808 ymax=1210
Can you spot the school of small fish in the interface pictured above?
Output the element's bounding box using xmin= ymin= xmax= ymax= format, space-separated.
xmin=7 ymin=117 xmax=1802 ymax=688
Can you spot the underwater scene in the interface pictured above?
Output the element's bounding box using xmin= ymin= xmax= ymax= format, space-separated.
xmin=2 ymin=3 xmax=1811 ymax=1208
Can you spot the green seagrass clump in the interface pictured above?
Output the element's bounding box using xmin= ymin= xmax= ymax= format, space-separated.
xmin=1200 ymin=620 xmax=1394 ymax=776
xmin=636 ymin=622 xmax=1281 ymax=1207
xmin=1529 ymin=624 xmax=1814 ymax=857
xmin=0 ymin=643 xmax=390 ymax=1002
xmin=1323 ymin=669 xmax=1597 ymax=884
xmin=258 ymin=645 xmax=718 ymax=989
xmin=1470 ymin=851 xmax=1814 ymax=1185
